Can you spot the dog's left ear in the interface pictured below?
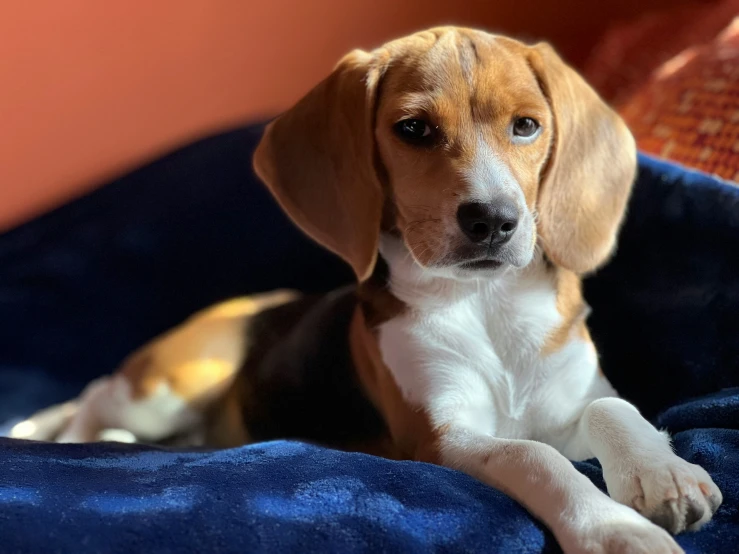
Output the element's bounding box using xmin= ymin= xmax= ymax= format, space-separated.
xmin=253 ymin=50 xmax=386 ymax=282
xmin=528 ymin=43 xmax=637 ymax=274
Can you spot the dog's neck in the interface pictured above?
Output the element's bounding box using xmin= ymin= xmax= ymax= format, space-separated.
xmin=378 ymin=235 xmax=549 ymax=311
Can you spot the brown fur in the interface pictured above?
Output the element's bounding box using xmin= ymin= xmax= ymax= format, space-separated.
xmin=349 ymin=306 xmax=441 ymax=463
xmin=528 ymin=43 xmax=637 ymax=274
xmin=373 ymin=30 xmax=552 ymax=268
xmin=119 ymin=291 xmax=297 ymax=405
xmin=248 ymin=27 xmax=634 ymax=460
xmin=254 ymin=27 xmax=635 ymax=279
xmin=542 ymin=267 xmax=590 ymax=356
xmin=108 ymin=27 xmax=635 ymax=458
xmin=252 ymin=50 xmax=385 ymax=281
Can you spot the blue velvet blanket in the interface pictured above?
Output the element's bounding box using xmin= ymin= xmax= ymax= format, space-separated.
xmin=0 ymin=124 xmax=737 ymax=553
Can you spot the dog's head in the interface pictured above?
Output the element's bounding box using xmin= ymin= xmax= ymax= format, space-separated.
xmin=254 ymin=27 xmax=636 ymax=281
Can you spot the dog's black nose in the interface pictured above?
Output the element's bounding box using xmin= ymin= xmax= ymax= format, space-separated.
xmin=456 ymin=201 xmax=519 ymax=244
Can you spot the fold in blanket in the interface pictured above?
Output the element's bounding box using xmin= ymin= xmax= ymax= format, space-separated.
xmin=0 ymin=125 xmax=737 ymax=553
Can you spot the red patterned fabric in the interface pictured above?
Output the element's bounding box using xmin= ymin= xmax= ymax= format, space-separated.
xmin=621 ymin=19 xmax=739 ymax=181
xmin=584 ymin=1 xmax=739 ymax=108
xmin=584 ymin=2 xmax=739 ymax=181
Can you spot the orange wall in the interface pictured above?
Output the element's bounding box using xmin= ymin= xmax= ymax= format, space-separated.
xmin=0 ymin=0 xmax=697 ymax=231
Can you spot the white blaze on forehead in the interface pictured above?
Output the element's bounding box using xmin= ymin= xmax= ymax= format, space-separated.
xmin=465 ymin=136 xmax=524 ymax=204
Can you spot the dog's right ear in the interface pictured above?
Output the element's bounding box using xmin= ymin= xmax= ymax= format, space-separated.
xmin=254 ymin=50 xmax=386 ymax=282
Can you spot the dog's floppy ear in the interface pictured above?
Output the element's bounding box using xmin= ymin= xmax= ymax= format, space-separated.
xmin=253 ymin=50 xmax=385 ymax=282
xmin=528 ymin=43 xmax=637 ymax=274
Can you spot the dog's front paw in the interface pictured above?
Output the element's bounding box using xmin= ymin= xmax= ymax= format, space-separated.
xmin=605 ymin=455 xmax=722 ymax=534
xmin=559 ymin=504 xmax=684 ymax=554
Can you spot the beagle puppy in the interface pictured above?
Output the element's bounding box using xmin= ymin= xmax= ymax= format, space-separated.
xmin=13 ymin=27 xmax=722 ymax=554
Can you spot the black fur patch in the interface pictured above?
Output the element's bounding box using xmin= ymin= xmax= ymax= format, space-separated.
xmin=234 ymin=287 xmax=388 ymax=447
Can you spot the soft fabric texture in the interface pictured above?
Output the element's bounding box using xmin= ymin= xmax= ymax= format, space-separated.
xmin=0 ymin=124 xmax=737 ymax=553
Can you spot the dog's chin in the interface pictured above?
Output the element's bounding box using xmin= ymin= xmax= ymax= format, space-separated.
xmin=445 ymin=247 xmax=535 ymax=281
xmin=458 ymin=259 xmax=505 ymax=271
xmin=451 ymin=259 xmax=509 ymax=281
xmin=388 ymin=233 xmax=535 ymax=282
xmin=409 ymin=250 xmax=534 ymax=282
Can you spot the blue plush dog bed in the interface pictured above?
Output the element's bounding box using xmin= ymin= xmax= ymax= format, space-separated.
xmin=0 ymin=124 xmax=737 ymax=553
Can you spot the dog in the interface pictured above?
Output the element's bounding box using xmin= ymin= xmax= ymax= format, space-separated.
xmin=12 ymin=27 xmax=722 ymax=554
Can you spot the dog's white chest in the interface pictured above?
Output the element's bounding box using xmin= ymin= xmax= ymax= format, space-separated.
xmin=378 ymin=266 xmax=604 ymax=447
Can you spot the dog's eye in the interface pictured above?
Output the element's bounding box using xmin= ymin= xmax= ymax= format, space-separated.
xmin=394 ymin=119 xmax=434 ymax=145
xmin=512 ymin=117 xmax=540 ymax=139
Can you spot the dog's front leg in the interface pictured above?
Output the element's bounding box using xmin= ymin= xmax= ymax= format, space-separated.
xmin=576 ymin=397 xmax=722 ymax=535
xmin=436 ymin=425 xmax=683 ymax=554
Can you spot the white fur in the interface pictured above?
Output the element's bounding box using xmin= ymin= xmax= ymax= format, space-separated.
xmin=13 ymin=227 xmax=720 ymax=553
xmin=378 ymin=235 xmax=721 ymax=554
xmin=466 ymin=136 xmax=523 ymax=202
xmin=380 ymin=236 xmax=608 ymax=451
xmin=462 ymin=137 xmax=536 ymax=269
xmin=55 ymin=376 xmax=201 ymax=444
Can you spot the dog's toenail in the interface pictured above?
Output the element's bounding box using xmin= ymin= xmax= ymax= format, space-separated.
xmin=685 ymin=500 xmax=705 ymax=527
xmin=650 ymin=500 xmax=682 ymax=535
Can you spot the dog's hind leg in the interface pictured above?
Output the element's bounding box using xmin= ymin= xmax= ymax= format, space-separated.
xmin=9 ymin=400 xmax=79 ymax=441
xmin=20 ymin=290 xmax=298 ymax=445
